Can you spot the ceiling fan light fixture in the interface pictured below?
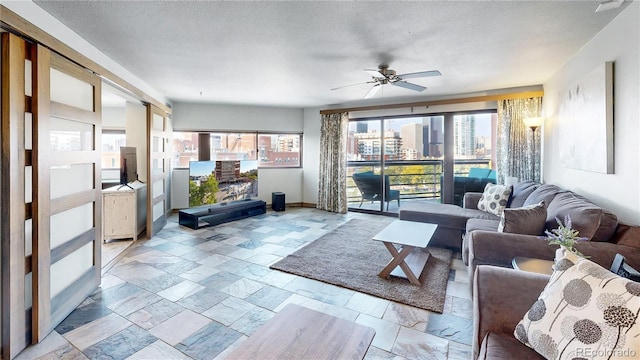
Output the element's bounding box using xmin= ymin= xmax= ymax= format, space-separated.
xmin=595 ymin=0 xmax=624 ymax=13
xmin=331 ymin=65 xmax=441 ymax=99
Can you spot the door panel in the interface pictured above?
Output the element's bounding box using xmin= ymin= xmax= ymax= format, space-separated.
xmin=2 ymin=34 xmax=102 ymax=358
xmin=147 ymin=105 xmax=170 ymax=236
xmin=1 ymin=31 xmax=30 ymax=360
xmin=32 ymin=48 xmax=102 ymax=342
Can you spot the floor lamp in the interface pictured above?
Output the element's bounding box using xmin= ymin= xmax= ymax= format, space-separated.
xmin=523 ymin=117 xmax=544 ymax=181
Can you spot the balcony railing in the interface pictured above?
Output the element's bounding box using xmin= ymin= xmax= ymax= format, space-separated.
xmin=347 ymin=158 xmax=491 ymax=207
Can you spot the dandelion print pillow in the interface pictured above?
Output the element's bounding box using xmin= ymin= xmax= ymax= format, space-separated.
xmin=514 ymin=256 xmax=640 ymax=360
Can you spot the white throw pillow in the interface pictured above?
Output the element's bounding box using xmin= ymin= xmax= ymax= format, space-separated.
xmin=514 ymin=255 xmax=640 ymax=360
xmin=477 ymin=183 xmax=513 ymax=216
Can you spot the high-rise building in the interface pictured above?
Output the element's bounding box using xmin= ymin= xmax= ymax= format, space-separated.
xmin=215 ymin=160 xmax=240 ymax=183
xmin=276 ymin=135 xmax=300 ymax=152
xmin=454 ymin=115 xmax=476 ymax=158
xmin=258 ymin=135 xmax=272 ymax=161
xmin=422 ymin=124 xmax=430 ymax=157
xmin=400 ymin=123 xmax=423 ymax=159
xmin=429 ymin=118 xmax=444 ymax=158
xmin=354 ymin=131 xmax=402 ymax=160
xmin=402 ymin=148 xmax=418 ymax=160
xmin=356 ymin=122 xmax=368 ymax=134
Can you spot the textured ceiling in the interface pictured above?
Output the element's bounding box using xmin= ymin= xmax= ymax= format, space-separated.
xmin=34 ymin=1 xmax=627 ymax=108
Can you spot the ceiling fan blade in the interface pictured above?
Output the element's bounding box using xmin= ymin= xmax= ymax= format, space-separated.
xmin=364 ymin=69 xmax=386 ymax=78
xmin=392 ymin=81 xmax=426 ymax=92
xmin=330 ymin=81 xmax=375 ymax=91
xmin=397 ymin=70 xmax=442 ymax=79
xmin=364 ymin=84 xmax=382 ymax=99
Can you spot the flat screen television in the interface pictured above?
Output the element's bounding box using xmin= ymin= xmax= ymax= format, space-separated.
xmin=119 ymin=146 xmax=138 ymax=185
xmin=188 ymin=160 xmax=258 ymax=207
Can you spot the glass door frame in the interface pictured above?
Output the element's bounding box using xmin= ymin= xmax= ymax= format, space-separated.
xmin=347 ymin=109 xmax=496 ymax=214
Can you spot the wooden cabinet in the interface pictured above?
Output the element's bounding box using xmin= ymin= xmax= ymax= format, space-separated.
xmin=102 ymin=183 xmax=147 ymax=242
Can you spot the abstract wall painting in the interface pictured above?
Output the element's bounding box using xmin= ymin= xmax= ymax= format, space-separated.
xmin=559 ymin=61 xmax=614 ymax=174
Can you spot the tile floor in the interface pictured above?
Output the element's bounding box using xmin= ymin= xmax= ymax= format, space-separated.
xmin=16 ymin=207 xmax=473 ymax=360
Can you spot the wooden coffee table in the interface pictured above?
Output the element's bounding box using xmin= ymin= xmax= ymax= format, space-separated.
xmin=226 ymin=304 xmax=375 ymax=359
xmin=372 ymin=220 xmax=438 ymax=285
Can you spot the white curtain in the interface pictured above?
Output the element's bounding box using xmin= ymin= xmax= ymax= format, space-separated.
xmin=496 ymin=97 xmax=543 ymax=183
xmin=317 ymin=112 xmax=348 ymax=213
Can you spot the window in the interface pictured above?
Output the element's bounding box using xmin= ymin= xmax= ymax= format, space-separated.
xmin=172 ymin=132 xmax=199 ymax=168
xmin=101 ymin=130 xmax=126 ymax=169
xmin=210 ymin=132 xmax=257 ymax=161
xmin=258 ymin=133 xmax=301 ymax=168
xmin=172 ymin=131 xmax=302 ymax=168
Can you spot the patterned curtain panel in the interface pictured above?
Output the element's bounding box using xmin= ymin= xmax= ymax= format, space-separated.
xmin=496 ymin=97 xmax=543 ymax=183
xmin=317 ymin=112 xmax=348 ymax=213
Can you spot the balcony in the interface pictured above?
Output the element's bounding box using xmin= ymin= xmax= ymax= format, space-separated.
xmin=347 ymin=159 xmax=492 ymax=213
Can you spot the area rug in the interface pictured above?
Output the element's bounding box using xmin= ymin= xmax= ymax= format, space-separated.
xmin=270 ymin=218 xmax=453 ymax=313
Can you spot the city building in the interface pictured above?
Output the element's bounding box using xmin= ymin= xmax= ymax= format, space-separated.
xmin=215 ymin=160 xmax=241 ymax=183
xmin=400 ymin=123 xmax=423 ymax=159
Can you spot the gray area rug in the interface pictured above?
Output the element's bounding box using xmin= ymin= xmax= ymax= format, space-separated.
xmin=270 ymin=218 xmax=453 ymax=313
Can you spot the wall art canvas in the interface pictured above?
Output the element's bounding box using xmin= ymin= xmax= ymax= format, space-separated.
xmin=559 ymin=61 xmax=614 ymax=173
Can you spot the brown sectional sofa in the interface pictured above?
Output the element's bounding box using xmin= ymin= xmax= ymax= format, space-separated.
xmin=398 ymin=180 xmax=640 ymax=285
xmin=465 ymin=181 xmax=640 ymax=286
xmin=400 ymin=181 xmax=640 ymax=359
xmin=472 ymin=265 xmax=549 ymax=359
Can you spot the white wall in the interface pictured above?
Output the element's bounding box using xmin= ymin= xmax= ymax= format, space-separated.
xmin=172 ymin=102 xmax=304 ymax=132
xmin=102 ymin=106 xmax=126 ymax=129
xmin=3 ymin=1 xmax=167 ymax=105
xmin=125 ymin=101 xmax=148 ymax=182
xmin=171 ymin=102 xmax=305 ymax=206
xmin=542 ymin=1 xmax=639 ymax=225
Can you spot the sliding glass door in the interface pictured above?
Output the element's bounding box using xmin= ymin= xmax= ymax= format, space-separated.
xmin=347 ymin=111 xmax=495 ymax=214
xmin=347 ymin=116 xmax=446 ymax=213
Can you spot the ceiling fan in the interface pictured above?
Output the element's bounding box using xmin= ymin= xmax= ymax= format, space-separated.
xmin=331 ymin=65 xmax=442 ymax=99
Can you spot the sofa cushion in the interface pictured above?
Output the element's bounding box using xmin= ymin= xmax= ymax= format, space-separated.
xmin=463 ymin=219 xmax=501 ymax=264
xmin=477 ymin=183 xmax=513 ymax=216
xmin=523 ymin=184 xmax=566 ymax=208
xmin=593 ymin=208 xmax=619 ymax=242
xmin=399 ymin=202 xmax=499 ymax=230
xmin=509 ymin=180 xmax=540 ymax=208
xmin=514 ymin=256 xmax=640 ymax=360
xmin=479 ymin=332 xmax=544 ymax=360
xmin=546 ymin=192 xmax=604 ymax=240
xmin=613 ymin=224 xmax=640 ymax=248
xmin=467 ymin=218 xmax=501 ymax=233
xmin=498 ymin=201 xmax=547 ymax=235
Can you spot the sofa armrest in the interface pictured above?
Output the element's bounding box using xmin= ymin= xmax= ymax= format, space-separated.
xmin=467 ymin=230 xmax=557 ymax=285
xmin=472 ymin=265 xmax=549 ymax=359
xmin=574 ymin=242 xmax=640 ymax=270
xmin=463 ymin=192 xmax=482 ymax=209
xmin=468 ymin=230 xmax=557 ymax=266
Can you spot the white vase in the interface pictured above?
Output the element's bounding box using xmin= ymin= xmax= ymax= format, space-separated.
xmin=554 ymin=245 xmax=581 ymax=269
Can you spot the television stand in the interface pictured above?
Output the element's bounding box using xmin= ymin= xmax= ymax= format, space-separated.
xmin=178 ymin=199 xmax=267 ymax=230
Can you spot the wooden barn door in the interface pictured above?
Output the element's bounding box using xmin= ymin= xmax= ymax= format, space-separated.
xmin=147 ymin=105 xmax=170 ymax=237
xmin=1 ymin=33 xmax=102 ymax=358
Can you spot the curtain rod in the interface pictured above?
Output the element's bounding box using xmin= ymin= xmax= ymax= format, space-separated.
xmin=319 ymin=90 xmax=544 ymax=115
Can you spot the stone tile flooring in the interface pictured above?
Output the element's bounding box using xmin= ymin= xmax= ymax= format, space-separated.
xmin=16 ymin=207 xmax=473 ymax=360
